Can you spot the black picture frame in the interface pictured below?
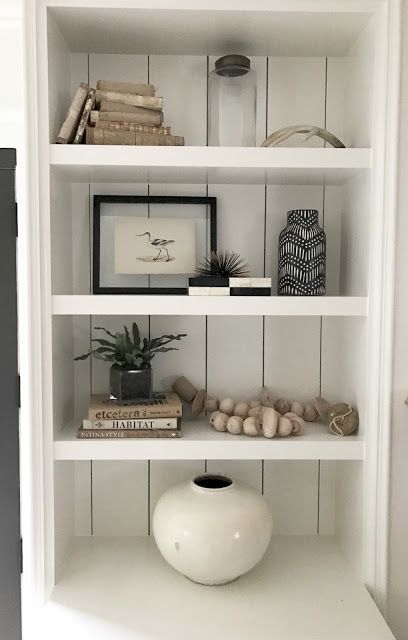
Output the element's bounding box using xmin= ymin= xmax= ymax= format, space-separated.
xmin=93 ymin=195 xmax=217 ymax=295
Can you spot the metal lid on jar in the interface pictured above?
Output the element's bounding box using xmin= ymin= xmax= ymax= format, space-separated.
xmin=214 ymin=54 xmax=251 ymax=77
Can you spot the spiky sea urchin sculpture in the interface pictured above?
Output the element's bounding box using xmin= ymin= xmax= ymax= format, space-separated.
xmin=196 ymin=250 xmax=250 ymax=278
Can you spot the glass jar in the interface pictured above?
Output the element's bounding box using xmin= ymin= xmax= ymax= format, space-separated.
xmin=209 ymin=55 xmax=256 ymax=147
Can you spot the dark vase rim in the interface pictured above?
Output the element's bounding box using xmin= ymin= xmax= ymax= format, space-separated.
xmin=287 ymin=209 xmax=319 ymax=214
xmin=192 ymin=474 xmax=234 ymax=491
xmin=111 ymin=364 xmax=152 ymax=371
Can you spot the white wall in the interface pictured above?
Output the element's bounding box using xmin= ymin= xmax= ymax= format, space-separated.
xmin=388 ymin=2 xmax=408 ymax=638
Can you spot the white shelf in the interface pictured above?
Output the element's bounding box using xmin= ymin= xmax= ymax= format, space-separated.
xmin=48 ymin=3 xmax=375 ymax=57
xmin=54 ymin=419 xmax=364 ymax=460
xmin=49 ymin=145 xmax=371 ymax=185
xmin=43 ymin=536 xmax=393 ymax=640
xmin=52 ymin=295 xmax=368 ymax=317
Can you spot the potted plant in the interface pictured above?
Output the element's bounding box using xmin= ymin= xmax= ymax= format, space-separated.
xmin=75 ymin=322 xmax=186 ymax=405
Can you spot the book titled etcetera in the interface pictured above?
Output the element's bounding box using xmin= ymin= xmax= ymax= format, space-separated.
xmin=88 ymin=392 xmax=182 ymax=420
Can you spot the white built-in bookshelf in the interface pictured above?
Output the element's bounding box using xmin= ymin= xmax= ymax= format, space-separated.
xmin=23 ymin=1 xmax=400 ymax=638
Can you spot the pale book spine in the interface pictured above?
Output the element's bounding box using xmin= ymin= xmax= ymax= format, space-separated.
xmin=56 ymin=82 xmax=89 ymax=143
xmin=95 ymin=121 xmax=171 ymax=135
xmin=89 ymin=406 xmax=182 ymax=420
xmin=96 ymin=80 xmax=156 ymax=96
xmin=77 ymin=428 xmax=181 ymax=439
xmin=100 ymin=100 xmax=161 ymax=116
xmin=90 ymin=110 xmax=163 ymax=126
xmin=86 ymin=127 xmax=184 ymax=146
xmin=82 ymin=417 xmax=178 ymax=430
xmin=95 ymin=90 xmax=163 ymax=111
xmin=73 ymin=88 xmax=96 ymax=144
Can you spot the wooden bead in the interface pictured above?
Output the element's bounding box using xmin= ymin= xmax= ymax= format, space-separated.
xmin=304 ymin=404 xmax=318 ymax=422
xmin=191 ymin=389 xmax=206 ymax=417
xmin=260 ymin=386 xmax=274 ymax=408
xmin=262 ymin=408 xmax=279 ymax=439
xmin=274 ymin=398 xmax=291 ymax=415
xmin=219 ymin=398 xmax=235 ymax=416
xmin=172 ymin=376 xmax=198 ymax=402
xmin=284 ymin=412 xmax=305 ymax=436
xmin=243 ymin=416 xmax=261 ymax=436
xmin=211 ymin=412 xmax=229 ymax=432
xmin=233 ymin=402 xmax=249 ymax=419
xmin=314 ymin=396 xmax=331 ymax=419
xmin=290 ymin=401 xmax=304 ymax=417
xmin=277 ymin=416 xmax=293 ymax=437
xmin=204 ymin=396 xmax=219 ymax=413
xmin=227 ymin=416 xmax=244 ymax=435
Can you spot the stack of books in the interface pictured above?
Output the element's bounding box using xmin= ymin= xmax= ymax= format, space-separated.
xmin=56 ymin=80 xmax=184 ymax=146
xmin=77 ymin=392 xmax=182 ymax=439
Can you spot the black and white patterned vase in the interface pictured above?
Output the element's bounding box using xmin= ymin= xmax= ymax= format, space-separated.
xmin=278 ymin=209 xmax=326 ymax=296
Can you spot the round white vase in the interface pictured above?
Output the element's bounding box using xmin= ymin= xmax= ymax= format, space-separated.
xmin=152 ymin=473 xmax=273 ymax=585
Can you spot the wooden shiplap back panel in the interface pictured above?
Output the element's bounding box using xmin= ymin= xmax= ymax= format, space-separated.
xmin=74 ymin=461 xmax=92 ymax=536
xmin=267 ymin=57 xmax=326 ymax=147
xmin=63 ymin=52 xmax=355 ymax=541
xmin=335 ymin=460 xmax=364 ymax=579
xmin=47 ymin=13 xmax=72 ymax=143
xmin=54 ymin=461 xmax=75 ymax=581
xmin=146 ymin=58 xmax=209 ymax=502
xmin=344 ymin=17 xmax=375 ymax=148
xmin=150 ymin=56 xmax=207 ymax=146
xmin=339 ymin=173 xmax=369 ymax=296
xmin=321 ymin=316 xmax=366 ymax=563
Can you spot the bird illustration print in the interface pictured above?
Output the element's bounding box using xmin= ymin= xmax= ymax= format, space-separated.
xmin=137 ymin=231 xmax=175 ymax=262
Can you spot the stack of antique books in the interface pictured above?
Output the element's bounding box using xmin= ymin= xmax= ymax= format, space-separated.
xmin=56 ymin=80 xmax=184 ymax=146
xmin=77 ymin=392 xmax=182 ymax=439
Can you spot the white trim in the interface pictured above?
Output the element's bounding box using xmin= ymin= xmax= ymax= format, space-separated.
xmin=51 ymin=295 xmax=369 ymax=317
xmin=49 ymin=145 xmax=372 ymax=170
xmin=363 ymin=0 xmax=401 ymax=613
xmin=54 ymin=420 xmax=365 ymax=461
xmin=20 ymin=0 xmax=46 ymax=636
xmin=43 ymin=0 xmax=381 ymax=14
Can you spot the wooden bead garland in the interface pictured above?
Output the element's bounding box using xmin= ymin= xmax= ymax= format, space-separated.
xmin=171 ymin=377 xmax=359 ymax=438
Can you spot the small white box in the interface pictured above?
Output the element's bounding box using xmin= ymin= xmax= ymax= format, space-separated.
xmin=229 ymin=278 xmax=252 ymax=287
xmin=188 ymin=287 xmax=210 ymax=295
xmin=209 ymin=288 xmax=230 ymax=296
xmin=250 ymin=278 xmax=272 ymax=288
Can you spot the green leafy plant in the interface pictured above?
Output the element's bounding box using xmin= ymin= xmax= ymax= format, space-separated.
xmin=74 ymin=322 xmax=186 ymax=370
xmin=196 ymin=250 xmax=250 ymax=278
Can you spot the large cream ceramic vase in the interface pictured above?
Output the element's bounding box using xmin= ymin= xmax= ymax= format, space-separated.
xmin=153 ymin=473 xmax=273 ymax=585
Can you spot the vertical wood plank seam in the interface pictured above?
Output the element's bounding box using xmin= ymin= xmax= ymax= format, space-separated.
xmin=261 ymin=56 xmax=269 ymax=495
xmin=90 ymin=460 xmax=94 ymax=535
xmin=88 ymin=182 xmax=93 ymax=397
xmin=205 ymin=56 xmax=209 ymax=474
xmin=318 ymin=56 xmax=329 ymax=535
xmin=317 ymin=461 xmax=321 ymax=534
xmin=206 ymin=56 xmax=209 ymax=147
xmin=147 ymin=460 xmax=151 ymax=535
xmin=147 ymin=56 xmax=151 ymax=529
xmin=86 ymin=52 xmax=93 ymax=539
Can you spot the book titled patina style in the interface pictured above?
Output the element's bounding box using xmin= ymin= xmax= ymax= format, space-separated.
xmin=77 ymin=428 xmax=181 ymax=439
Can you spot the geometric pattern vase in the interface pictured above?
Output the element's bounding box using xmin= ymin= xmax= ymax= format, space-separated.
xmin=278 ymin=209 xmax=326 ymax=296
